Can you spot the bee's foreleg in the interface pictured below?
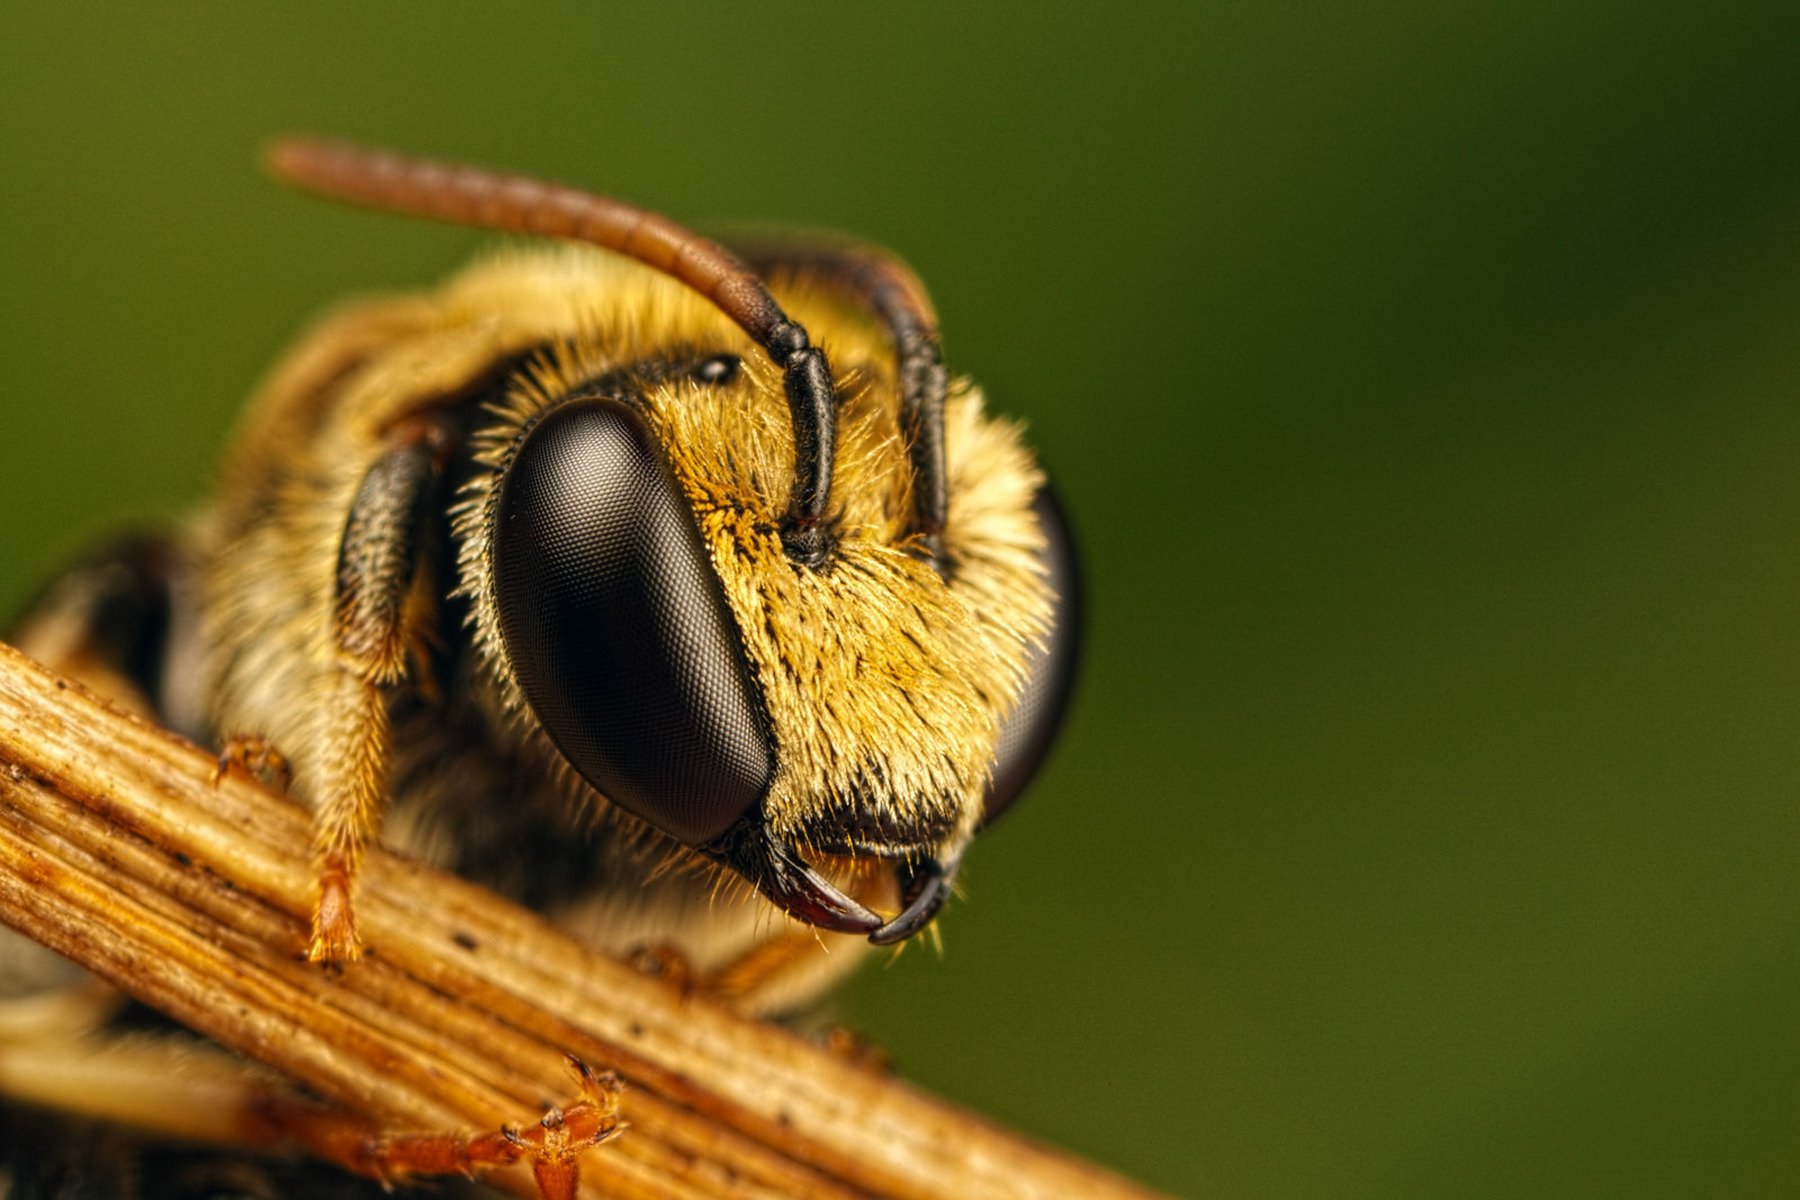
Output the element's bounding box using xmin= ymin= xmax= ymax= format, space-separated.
xmin=308 ymin=420 xmax=449 ymax=964
xmin=639 ymin=867 xmax=897 ymax=1016
xmin=248 ymin=1055 xmax=624 ymax=1200
xmin=0 ymin=991 xmax=621 ymax=1197
xmin=213 ymin=732 xmax=294 ymax=792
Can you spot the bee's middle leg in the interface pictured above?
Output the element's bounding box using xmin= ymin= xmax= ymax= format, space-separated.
xmin=249 ymin=1056 xmax=623 ymax=1200
xmin=0 ymin=989 xmax=620 ymax=1199
xmin=308 ymin=421 xmax=449 ymax=964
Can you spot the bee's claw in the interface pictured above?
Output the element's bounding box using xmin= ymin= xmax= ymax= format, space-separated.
xmin=213 ymin=733 xmax=293 ymax=793
xmin=306 ymin=860 xmax=365 ymax=964
xmin=255 ymin=1063 xmax=623 ymax=1200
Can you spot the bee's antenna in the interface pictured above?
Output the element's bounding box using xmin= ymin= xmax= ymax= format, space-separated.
xmin=264 ymin=137 xmax=837 ymax=565
xmin=733 ymin=240 xmax=948 ymax=574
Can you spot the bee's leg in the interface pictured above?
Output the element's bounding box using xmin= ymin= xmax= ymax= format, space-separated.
xmin=688 ymin=870 xmax=898 ymax=1015
xmin=0 ymin=999 xmax=620 ymax=1199
xmin=626 ymin=943 xmax=698 ymax=995
xmin=816 ymin=1025 xmax=893 ymax=1073
xmin=308 ymin=421 xmax=450 ymax=965
xmin=701 ymin=926 xmax=845 ymax=1009
xmin=214 ymin=734 xmax=294 ymax=792
xmin=248 ymin=1056 xmax=623 ymax=1200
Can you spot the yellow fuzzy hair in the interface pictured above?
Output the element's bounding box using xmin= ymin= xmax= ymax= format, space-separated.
xmin=447 ymin=247 xmax=1054 ymax=867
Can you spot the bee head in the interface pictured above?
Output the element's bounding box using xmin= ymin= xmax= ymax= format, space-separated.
xmin=264 ymin=140 xmax=1078 ymax=942
xmin=457 ymin=310 xmax=1077 ymax=944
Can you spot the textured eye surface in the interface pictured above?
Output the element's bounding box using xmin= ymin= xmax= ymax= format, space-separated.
xmin=492 ymin=397 xmax=773 ymax=845
xmin=985 ymin=483 xmax=1083 ymax=825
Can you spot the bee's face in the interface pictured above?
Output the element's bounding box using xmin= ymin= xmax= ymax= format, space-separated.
xmin=216 ymin=140 xmax=1086 ymax=955
xmin=452 ymin=272 xmax=1080 ymax=942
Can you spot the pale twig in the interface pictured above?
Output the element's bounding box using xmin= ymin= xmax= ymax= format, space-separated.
xmin=0 ymin=642 xmax=1162 ymax=1200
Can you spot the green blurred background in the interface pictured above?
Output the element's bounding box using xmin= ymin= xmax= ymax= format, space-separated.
xmin=4 ymin=4 xmax=1800 ymax=1195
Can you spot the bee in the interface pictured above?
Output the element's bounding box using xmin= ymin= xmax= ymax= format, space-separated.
xmin=0 ymin=140 xmax=1080 ymax=1193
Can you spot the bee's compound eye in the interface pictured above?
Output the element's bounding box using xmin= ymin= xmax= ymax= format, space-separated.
xmin=492 ymin=398 xmax=773 ymax=845
xmin=984 ymin=483 xmax=1083 ymax=826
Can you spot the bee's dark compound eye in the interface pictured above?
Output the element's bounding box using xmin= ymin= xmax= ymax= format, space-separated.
xmin=984 ymin=482 xmax=1083 ymax=826
xmin=492 ymin=398 xmax=773 ymax=845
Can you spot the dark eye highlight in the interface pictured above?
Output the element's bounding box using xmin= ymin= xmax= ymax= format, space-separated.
xmin=491 ymin=398 xmax=773 ymax=845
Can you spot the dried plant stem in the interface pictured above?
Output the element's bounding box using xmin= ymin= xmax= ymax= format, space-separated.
xmin=0 ymin=642 xmax=1161 ymax=1200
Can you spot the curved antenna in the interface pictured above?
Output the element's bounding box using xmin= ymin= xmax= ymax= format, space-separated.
xmin=264 ymin=137 xmax=837 ymax=565
xmin=733 ymin=238 xmax=949 ymax=573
